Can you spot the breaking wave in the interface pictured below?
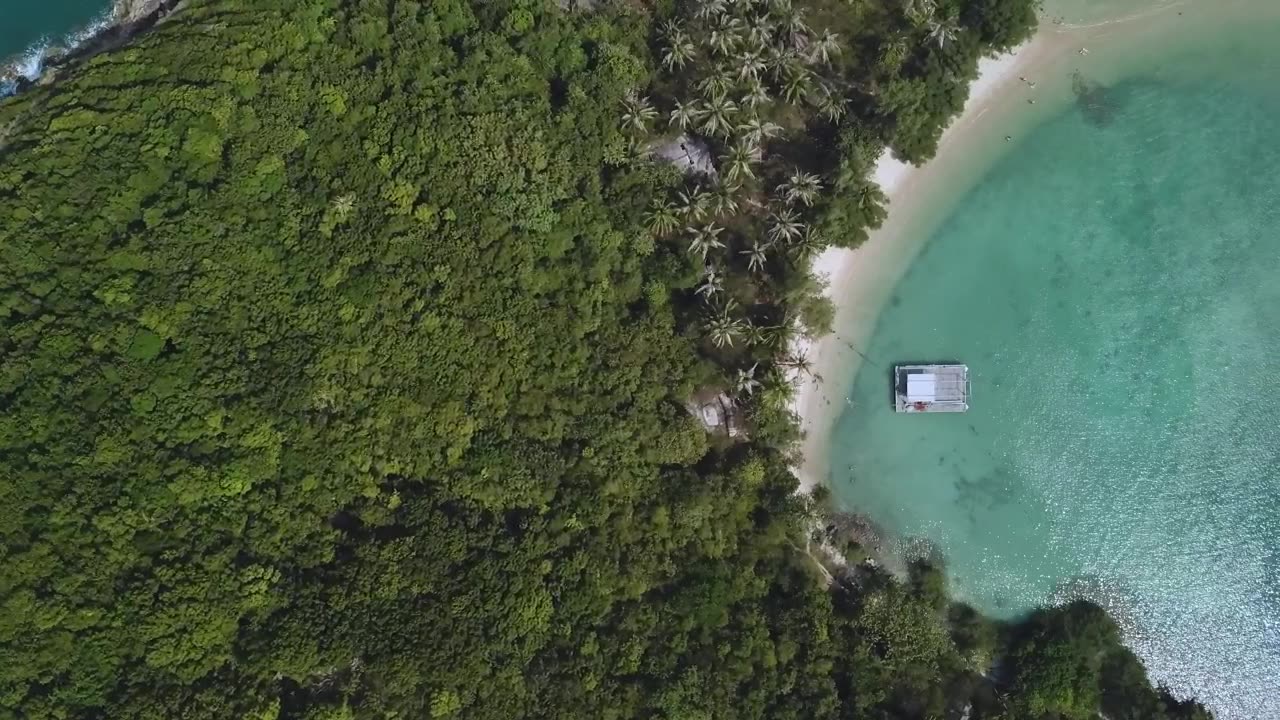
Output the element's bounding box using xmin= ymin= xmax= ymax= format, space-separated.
xmin=2 ymin=9 xmax=114 ymax=97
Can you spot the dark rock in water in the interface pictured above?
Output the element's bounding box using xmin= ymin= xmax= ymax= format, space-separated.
xmin=1073 ymin=72 xmax=1120 ymax=127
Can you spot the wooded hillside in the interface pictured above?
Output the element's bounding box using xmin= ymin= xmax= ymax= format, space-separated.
xmin=0 ymin=0 xmax=1208 ymax=718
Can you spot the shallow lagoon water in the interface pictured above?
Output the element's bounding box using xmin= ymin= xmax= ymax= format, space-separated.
xmin=829 ymin=10 xmax=1280 ymax=718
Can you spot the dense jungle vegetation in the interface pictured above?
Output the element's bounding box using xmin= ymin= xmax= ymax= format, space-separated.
xmin=0 ymin=0 xmax=1210 ymax=718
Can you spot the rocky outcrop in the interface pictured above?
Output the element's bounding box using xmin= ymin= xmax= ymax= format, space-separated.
xmin=114 ymin=0 xmax=168 ymax=25
xmin=2 ymin=0 xmax=182 ymax=99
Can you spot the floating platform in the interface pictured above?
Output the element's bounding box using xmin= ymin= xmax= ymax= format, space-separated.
xmin=893 ymin=364 xmax=970 ymax=413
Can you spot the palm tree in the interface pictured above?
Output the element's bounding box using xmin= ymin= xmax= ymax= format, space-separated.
xmin=779 ymin=169 xmax=823 ymax=206
xmin=708 ymin=18 xmax=743 ymax=56
xmin=735 ymin=363 xmax=762 ymax=397
xmin=662 ymin=33 xmax=698 ymax=71
xmin=880 ymin=35 xmax=910 ymax=72
xmin=813 ymin=86 xmax=847 ymax=122
xmin=763 ymin=318 xmax=795 ymax=351
xmin=736 ymin=50 xmax=767 ymax=82
xmin=740 ymin=239 xmax=771 ymax=273
xmin=697 ymin=68 xmax=736 ymax=101
xmin=709 ymin=183 xmax=740 ymax=217
xmin=742 ymin=80 xmax=772 ymax=110
xmin=696 ymin=265 xmax=724 ymax=301
xmin=669 ymin=99 xmax=704 ymax=131
xmin=645 ymin=199 xmax=680 ymax=236
xmin=782 ymin=69 xmax=811 ymax=105
xmin=746 ymin=18 xmax=775 ymax=49
xmin=677 ymin=186 xmax=710 ymax=222
xmin=768 ymin=207 xmax=805 ymax=243
xmin=766 ymin=46 xmax=801 ymax=81
xmin=721 ymin=140 xmax=761 ymax=182
xmin=620 ymin=92 xmax=657 ymax=132
xmin=700 ymin=96 xmax=739 ymax=138
xmin=854 ymin=182 xmax=886 ymax=214
xmin=705 ymin=308 xmax=745 ymax=348
xmin=789 ymin=226 xmax=824 ymax=258
xmin=694 ymin=0 xmax=728 ymax=21
xmin=627 ymin=137 xmax=655 ymax=163
xmin=782 ymin=8 xmax=811 ymax=48
xmin=687 ymin=224 xmax=726 ymax=260
xmin=738 ymin=116 xmax=783 ymax=145
xmin=330 ymin=193 xmax=356 ymax=221
xmin=779 ymin=350 xmax=813 ymax=376
xmin=810 ymin=29 xmax=841 ymax=65
xmin=928 ymin=16 xmax=959 ymax=48
xmin=759 ymin=370 xmax=795 ymax=410
xmin=743 ymin=320 xmax=767 ymax=347
xmin=905 ymin=0 xmax=936 ymax=27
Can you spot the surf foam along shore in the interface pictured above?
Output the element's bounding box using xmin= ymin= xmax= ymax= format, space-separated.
xmin=0 ymin=8 xmax=115 ymax=97
xmin=1 ymin=1 xmax=174 ymax=98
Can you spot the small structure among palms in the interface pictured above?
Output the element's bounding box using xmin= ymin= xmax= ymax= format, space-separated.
xmin=685 ymin=388 xmax=742 ymax=438
xmin=653 ymin=134 xmax=718 ymax=177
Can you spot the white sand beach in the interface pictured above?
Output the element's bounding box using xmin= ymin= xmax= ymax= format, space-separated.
xmin=790 ymin=0 xmax=1214 ymax=493
xmin=791 ymin=37 xmax=1053 ymax=493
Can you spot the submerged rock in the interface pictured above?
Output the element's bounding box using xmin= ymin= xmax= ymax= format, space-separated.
xmin=1072 ymin=72 xmax=1120 ymax=127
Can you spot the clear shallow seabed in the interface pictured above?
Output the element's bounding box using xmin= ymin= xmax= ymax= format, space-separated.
xmin=828 ymin=14 xmax=1280 ymax=719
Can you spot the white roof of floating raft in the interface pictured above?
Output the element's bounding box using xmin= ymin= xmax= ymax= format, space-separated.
xmin=906 ymin=374 xmax=937 ymax=402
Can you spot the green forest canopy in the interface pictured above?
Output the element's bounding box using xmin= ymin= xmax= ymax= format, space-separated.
xmin=0 ymin=0 xmax=1210 ymax=718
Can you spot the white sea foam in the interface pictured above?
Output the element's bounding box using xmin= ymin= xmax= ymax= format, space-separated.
xmin=1 ymin=9 xmax=115 ymax=97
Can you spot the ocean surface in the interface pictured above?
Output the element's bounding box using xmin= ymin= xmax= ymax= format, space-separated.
xmin=1 ymin=0 xmax=113 ymax=94
xmin=827 ymin=6 xmax=1280 ymax=718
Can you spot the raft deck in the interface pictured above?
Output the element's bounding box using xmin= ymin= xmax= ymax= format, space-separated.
xmin=893 ymin=364 xmax=970 ymax=413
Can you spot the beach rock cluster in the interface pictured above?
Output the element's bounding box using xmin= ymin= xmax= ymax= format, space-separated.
xmin=114 ymin=0 xmax=167 ymax=25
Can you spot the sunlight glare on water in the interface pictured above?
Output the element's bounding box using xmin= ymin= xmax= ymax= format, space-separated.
xmin=829 ymin=8 xmax=1280 ymax=718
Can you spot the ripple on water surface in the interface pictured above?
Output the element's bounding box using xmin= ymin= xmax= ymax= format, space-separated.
xmin=829 ymin=25 xmax=1280 ymax=720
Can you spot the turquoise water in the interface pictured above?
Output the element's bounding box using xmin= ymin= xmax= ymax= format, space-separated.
xmin=829 ymin=21 xmax=1280 ymax=720
xmin=1 ymin=0 xmax=113 ymax=92
xmin=1 ymin=1 xmax=111 ymax=57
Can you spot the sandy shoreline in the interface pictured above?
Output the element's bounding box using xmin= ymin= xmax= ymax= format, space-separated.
xmin=791 ymin=20 xmax=1117 ymax=494
xmin=793 ymin=39 xmax=1046 ymax=493
xmin=791 ymin=0 xmax=1238 ymax=496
